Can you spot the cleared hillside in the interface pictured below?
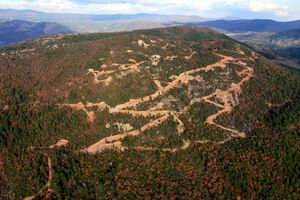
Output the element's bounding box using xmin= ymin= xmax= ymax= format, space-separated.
xmin=0 ymin=27 xmax=299 ymax=199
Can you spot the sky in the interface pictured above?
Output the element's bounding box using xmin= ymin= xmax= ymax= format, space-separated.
xmin=0 ymin=0 xmax=299 ymax=21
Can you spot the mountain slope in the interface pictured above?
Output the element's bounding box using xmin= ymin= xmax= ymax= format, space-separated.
xmin=272 ymin=29 xmax=300 ymax=39
xmin=270 ymin=29 xmax=300 ymax=63
xmin=0 ymin=20 xmax=71 ymax=46
xmin=0 ymin=27 xmax=299 ymax=199
xmin=229 ymin=29 xmax=300 ymax=69
xmin=184 ymin=19 xmax=300 ymax=32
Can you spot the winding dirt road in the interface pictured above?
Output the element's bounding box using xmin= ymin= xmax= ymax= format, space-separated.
xmin=79 ymin=50 xmax=255 ymax=154
xmin=82 ymin=114 xmax=169 ymax=153
xmin=22 ymin=41 xmax=257 ymax=200
xmin=24 ymin=154 xmax=52 ymax=200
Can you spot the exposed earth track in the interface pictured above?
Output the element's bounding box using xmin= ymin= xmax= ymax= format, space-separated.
xmin=23 ymin=153 xmax=53 ymax=200
xmin=18 ymin=45 xmax=255 ymax=156
xmin=20 ymin=39 xmax=257 ymax=199
xmin=21 ymin=39 xmax=255 ymax=155
xmin=75 ymin=49 xmax=255 ymax=153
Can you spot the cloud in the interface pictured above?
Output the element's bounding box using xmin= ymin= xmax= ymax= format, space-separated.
xmin=0 ymin=0 xmax=231 ymax=14
xmin=248 ymin=2 xmax=288 ymax=16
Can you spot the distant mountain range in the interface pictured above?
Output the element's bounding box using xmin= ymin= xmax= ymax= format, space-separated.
xmin=0 ymin=20 xmax=71 ymax=46
xmin=1 ymin=9 xmax=300 ymax=69
xmin=2 ymin=9 xmax=300 ymax=34
xmin=183 ymin=19 xmax=300 ymax=32
xmin=0 ymin=9 xmax=208 ymax=33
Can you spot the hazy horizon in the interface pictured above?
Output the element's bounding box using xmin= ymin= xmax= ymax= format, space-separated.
xmin=0 ymin=0 xmax=299 ymax=21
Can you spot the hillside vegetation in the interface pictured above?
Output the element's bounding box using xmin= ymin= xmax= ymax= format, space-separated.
xmin=0 ymin=26 xmax=299 ymax=199
xmin=229 ymin=29 xmax=300 ymax=69
xmin=185 ymin=19 xmax=300 ymax=32
xmin=0 ymin=20 xmax=71 ymax=47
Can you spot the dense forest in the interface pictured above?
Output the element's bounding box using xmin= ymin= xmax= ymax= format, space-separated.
xmin=0 ymin=26 xmax=299 ymax=199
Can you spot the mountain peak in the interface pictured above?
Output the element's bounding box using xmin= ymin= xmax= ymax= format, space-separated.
xmin=1 ymin=25 xmax=300 ymax=200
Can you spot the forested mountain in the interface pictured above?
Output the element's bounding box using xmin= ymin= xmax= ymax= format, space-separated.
xmin=229 ymin=29 xmax=300 ymax=69
xmin=0 ymin=27 xmax=299 ymax=199
xmin=0 ymin=9 xmax=208 ymax=33
xmin=272 ymin=29 xmax=300 ymax=39
xmin=0 ymin=20 xmax=71 ymax=46
xmin=184 ymin=19 xmax=300 ymax=32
